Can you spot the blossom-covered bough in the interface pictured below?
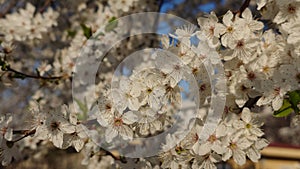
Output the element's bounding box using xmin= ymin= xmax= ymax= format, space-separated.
xmin=0 ymin=0 xmax=299 ymax=168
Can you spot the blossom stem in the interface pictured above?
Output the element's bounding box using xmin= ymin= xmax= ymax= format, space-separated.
xmin=38 ymin=0 xmax=53 ymax=14
xmin=0 ymin=0 xmax=17 ymax=18
xmin=238 ymin=0 xmax=251 ymax=16
xmin=100 ymin=148 xmax=127 ymax=163
xmin=3 ymin=64 xmax=62 ymax=80
xmin=12 ymin=129 xmax=36 ymax=143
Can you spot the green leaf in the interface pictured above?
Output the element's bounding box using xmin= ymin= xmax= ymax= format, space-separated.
xmin=92 ymin=32 xmax=105 ymax=39
xmin=67 ymin=29 xmax=77 ymax=38
xmin=273 ymin=99 xmax=294 ymax=117
xmin=105 ymin=17 xmax=118 ymax=32
xmin=12 ymin=73 xmax=26 ymax=79
xmin=288 ymin=90 xmax=300 ymax=113
xmin=74 ymin=98 xmax=88 ymax=120
xmin=80 ymin=24 xmax=92 ymax=39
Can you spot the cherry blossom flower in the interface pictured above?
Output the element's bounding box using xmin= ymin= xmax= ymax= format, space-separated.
xmin=62 ymin=124 xmax=87 ymax=152
xmin=273 ymin=0 xmax=300 ymax=24
xmin=197 ymin=12 xmax=225 ymax=47
xmin=0 ymin=3 xmax=59 ymax=41
xmin=0 ymin=140 xmax=21 ymax=166
xmin=220 ymin=11 xmax=247 ymax=47
xmin=111 ymin=77 xmax=140 ymax=112
xmin=135 ymin=107 xmax=162 ymax=136
xmin=192 ymin=124 xmax=225 ymax=156
xmin=37 ymin=62 xmax=52 ymax=76
xmin=0 ymin=115 xmax=13 ymax=141
xmin=233 ymin=108 xmax=264 ymax=141
xmin=240 ymin=8 xmax=264 ymax=32
xmin=256 ymin=79 xmax=291 ymax=110
xmin=192 ymin=153 xmax=222 ymax=169
xmin=245 ymin=138 xmax=269 ymax=162
xmin=44 ymin=111 xmax=76 ymax=148
xmin=221 ymin=134 xmax=252 ymax=166
xmin=160 ymin=134 xmax=192 ymax=169
xmin=226 ymin=35 xmax=258 ymax=63
xmin=97 ymin=111 xmax=137 ymax=142
xmin=170 ymin=25 xmax=197 ymax=46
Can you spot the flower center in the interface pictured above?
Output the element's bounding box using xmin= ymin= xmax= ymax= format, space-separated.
xmin=209 ymin=26 xmax=215 ymax=36
xmin=208 ymin=134 xmax=217 ymax=143
xmin=200 ymin=84 xmax=206 ymax=91
xmin=296 ymin=73 xmax=300 ymax=82
xmin=236 ymin=40 xmax=244 ymax=48
xmin=175 ymin=146 xmax=185 ymax=155
xmin=246 ymin=123 xmax=252 ymax=129
xmin=227 ymin=26 xmax=233 ymax=33
xmin=50 ymin=121 xmax=60 ymax=130
xmin=105 ymin=103 xmax=112 ymax=110
xmin=288 ymin=4 xmax=296 ymax=14
xmin=263 ymin=66 xmax=270 ymax=73
xmin=274 ymin=87 xmax=280 ymax=95
xmin=114 ymin=118 xmax=123 ymax=126
xmin=230 ymin=142 xmax=237 ymax=150
xmin=240 ymin=85 xmax=248 ymax=92
xmin=247 ymin=72 xmax=256 ymax=81
xmin=174 ymin=64 xmax=181 ymax=70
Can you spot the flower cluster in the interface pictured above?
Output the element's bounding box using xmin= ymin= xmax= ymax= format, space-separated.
xmin=0 ymin=3 xmax=59 ymax=41
xmin=159 ymin=108 xmax=268 ymax=169
xmin=0 ymin=0 xmax=299 ymax=168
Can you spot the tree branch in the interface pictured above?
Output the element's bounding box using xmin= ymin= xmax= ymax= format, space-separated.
xmin=5 ymin=66 xmax=62 ymax=80
xmin=0 ymin=0 xmax=17 ymax=18
xmin=12 ymin=129 xmax=36 ymax=143
xmin=237 ymin=0 xmax=251 ymax=16
xmin=38 ymin=0 xmax=52 ymax=14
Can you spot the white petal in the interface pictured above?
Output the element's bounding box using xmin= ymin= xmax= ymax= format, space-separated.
xmin=118 ymin=125 xmax=133 ymax=140
xmin=272 ymin=96 xmax=283 ymax=111
xmin=105 ymin=128 xmax=117 ymax=143
xmin=60 ymin=123 xmax=76 ymax=134
xmin=122 ymin=111 xmax=138 ymax=124
xmin=52 ymin=132 xmax=64 ymax=148
xmin=250 ymin=127 xmax=264 ymax=137
xmin=197 ymin=142 xmax=212 ymax=155
xmin=233 ymin=149 xmax=246 ymax=165
xmin=73 ymin=139 xmax=84 ymax=152
xmin=241 ymin=108 xmax=252 ymax=123
xmin=223 ymin=11 xmax=233 ymax=26
xmin=242 ymin=8 xmax=252 ymax=20
xmin=4 ymin=128 xmax=13 ymax=141
xmin=222 ymin=148 xmax=232 ymax=161
xmin=255 ymin=138 xmax=269 ymax=149
xmin=128 ymin=97 xmax=140 ymax=111
xmin=247 ymin=146 xmax=260 ymax=162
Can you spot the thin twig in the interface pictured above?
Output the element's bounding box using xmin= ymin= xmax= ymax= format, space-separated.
xmin=38 ymin=0 xmax=52 ymax=13
xmin=0 ymin=0 xmax=17 ymax=18
xmin=5 ymin=66 xmax=62 ymax=80
xmin=100 ymin=148 xmax=127 ymax=163
xmin=12 ymin=129 xmax=36 ymax=143
xmin=235 ymin=0 xmax=251 ymax=16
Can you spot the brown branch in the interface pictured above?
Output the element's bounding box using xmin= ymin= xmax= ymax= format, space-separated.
xmin=0 ymin=0 xmax=17 ymax=18
xmin=4 ymin=65 xmax=62 ymax=80
xmin=38 ymin=0 xmax=52 ymax=14
xmin=12 ymin=129 xmax=36 ymax=143
xmin=240 ymin=0 xmax=251 ymax=15
xmin=100 ymin=148 xmax=127 ymax=163
xmin=234 ymin=0 xmax=251 ymax=16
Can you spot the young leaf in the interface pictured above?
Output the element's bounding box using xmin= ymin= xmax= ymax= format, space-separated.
xmin=105 ymin=17 xmax=118 ymax=32
xmin=80 ymin=24 xmax=92 ymax=39
xmin=273 ymin=99 xmax=294 ymax=117
xmin=288 ymin=90 xmax=300 ymax=113
xmin=74 ymin=98 xmax=88 ymax=120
